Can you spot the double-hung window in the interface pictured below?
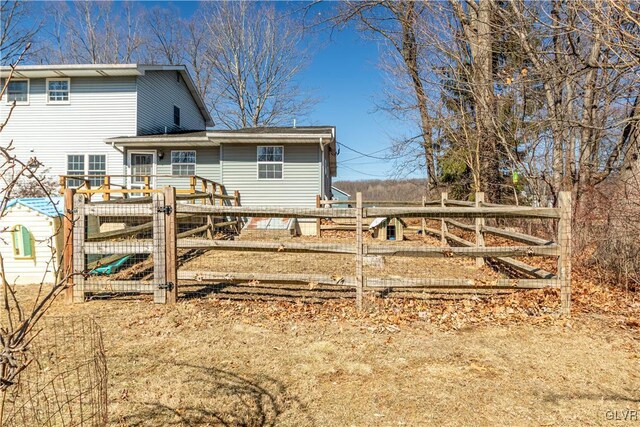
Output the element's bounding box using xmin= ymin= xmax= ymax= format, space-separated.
xmin=47 ymin=78 xmax=70 ymax=103
xmin=6 ymin=79 xmax=29 ymax=104
xmin=66 ymin=154 xmax=106 ymax=187
xmin=257 ymin=146 xmax=283 ymax=179
xmin=171 ymin=151 xmax=196 ymax=176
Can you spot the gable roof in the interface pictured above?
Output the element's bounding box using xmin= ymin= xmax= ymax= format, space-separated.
xmin=5 ymin=197 xmax=64 ymax=218
xmin=0 ymin=63 xmax=213 ymax=127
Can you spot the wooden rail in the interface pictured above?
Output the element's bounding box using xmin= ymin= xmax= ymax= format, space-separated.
xmin=64 ymin=188 xmax=571 ymax=315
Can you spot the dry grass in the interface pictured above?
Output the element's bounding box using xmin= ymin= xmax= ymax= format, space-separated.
xmin=13 ymin=233 xmax=640 ymax=426
xmin=12 ymin=277 xmax=637 ymax=427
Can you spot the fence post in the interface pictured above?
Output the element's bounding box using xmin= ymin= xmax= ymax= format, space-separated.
xmin=558 ymin=191 xmax=572 ymax=315
xmin=421 ymin=195 xmax=426 ymax=237
xmin=63 ymin=188 xmax=75 ymax=304
xmin=163 ymin=187 xmax=178 ymax=304
xmin=475 ymin=192 xmax=485 ymax=267
xmin=72 ymin=193 xmax=85 ymax=303
xmin=440 ymin=192 xmax=448 ymax=244
xmin=152 ymin=192 xmax=167 ymax=304
xmin=234 ymin=190 xmax=241 ymax=233
xmin=316 ymin=194 xmax=322 ymax=237
xmin=355 ymin=192 xmax=364 ymax=310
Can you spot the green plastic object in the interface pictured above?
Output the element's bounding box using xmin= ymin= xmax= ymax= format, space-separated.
xmin=512 ymin=170 xmax=519 ymax=184
xmin=90 ymin=255 xmax=131 ymax=275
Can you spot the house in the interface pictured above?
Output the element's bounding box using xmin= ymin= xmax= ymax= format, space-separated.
xmin=0 ymin=197 xmax=64 ymax=284
xmin=107 ymin=126 xmax=337 ymax=235
xmin=0 ymin=64 xmax=212 ymax=190
xmin=1 ymin=64 xmax=337 ymax=235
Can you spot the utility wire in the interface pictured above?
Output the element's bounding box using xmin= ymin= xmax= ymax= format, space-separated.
xmin=337 ymin=141 xmax=403 ymax=161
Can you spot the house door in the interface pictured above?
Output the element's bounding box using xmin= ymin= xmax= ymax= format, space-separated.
xmin=128 ymin=151 xmax=156 ymax=189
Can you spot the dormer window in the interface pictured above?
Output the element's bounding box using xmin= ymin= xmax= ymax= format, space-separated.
xmin=173 ymin=105 xmax=181 ymax=127
xmin=6 ymin=79 xmax=29 ymax=104
xmin=47 ymin=78 xmax=70 ymax=104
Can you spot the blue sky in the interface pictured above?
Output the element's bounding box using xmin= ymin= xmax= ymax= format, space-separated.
xmin=141 ymin=0 xmax=409 ymax=181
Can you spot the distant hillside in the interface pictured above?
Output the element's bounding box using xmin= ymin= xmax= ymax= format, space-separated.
xmin=332 ymin=179 xmax=427 ymax=201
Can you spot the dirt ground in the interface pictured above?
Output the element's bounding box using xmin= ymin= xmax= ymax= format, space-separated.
xmin=27 ymin=276 xmax=639 ymax=427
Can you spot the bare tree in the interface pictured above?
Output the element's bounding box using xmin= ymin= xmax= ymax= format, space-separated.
xmin=333 ymin=1 xmax=439 ymax=192
xmin=0 ymin=1 xmax=41 ymax=65
xmin=201 ymin=1 xmax=316 ymax=129
xmin=0 ymin=47 xmax=74 ymax=422
xmin=38 ymin=1 xmax=146 ymax=64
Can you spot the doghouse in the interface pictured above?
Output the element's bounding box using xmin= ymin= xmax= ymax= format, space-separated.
xmin=369 ymin=217 xmax=406 ymax=241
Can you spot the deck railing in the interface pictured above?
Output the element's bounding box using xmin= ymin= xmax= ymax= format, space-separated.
xmin=58 ymin=174 xmax=238 ymax=206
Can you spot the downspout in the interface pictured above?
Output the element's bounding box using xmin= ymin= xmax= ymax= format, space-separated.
xmin=320 ymin=137 xmax=325 ymax=199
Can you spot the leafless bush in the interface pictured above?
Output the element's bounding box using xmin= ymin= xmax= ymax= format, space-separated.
xmin=574 ymin=170 xmax=640 ymax=290
xmin=1 ymin=317 xmax=107 ymax=427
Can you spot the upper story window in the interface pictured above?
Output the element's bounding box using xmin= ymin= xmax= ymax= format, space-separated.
xmin=173 ymin=105 xmax=181 ymax=127
xmin=257 ymin=146 xmax=283 ymax=179
xmin=12 ymin=225 xmax=34 ymax=259
xmin=47 ymin=78 xmax=70 ymax=103
xmin=6 ymin=79 xmax=29 ymax=104
xmin=171 ymin=150 xmax=196 ymax=176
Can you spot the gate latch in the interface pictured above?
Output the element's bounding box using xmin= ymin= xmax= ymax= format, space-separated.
xmin=159 ymin=282 xmax=174 ymax=291
xmin=157 ymin=205 xmax=172 ymax=215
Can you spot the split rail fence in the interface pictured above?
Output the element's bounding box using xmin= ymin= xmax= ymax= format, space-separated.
xmin=65 ymin=188 xmax=572 ymax=315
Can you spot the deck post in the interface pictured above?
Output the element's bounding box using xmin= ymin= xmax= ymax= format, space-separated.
xmin=355 ymin=192 xmax=364 ymax=310
xmin=102 ymin=176 xmax=111 ymax=201
xmin=63 ymin=189 xmax=75 ymax=304
xmin=475 ymin=192 xmax=485 ymax=267
xmin=72 ymin=193 xmax=85 ymax=303
xmin=164 ymin=187 xmax=178 ymax=304
xmin=558 ymin=191 xmax=572 ymax=315
xmin=440 ymin=192 xmax=448 ymax=244
xmin=316 ymin=194 xmax=322 ymax=237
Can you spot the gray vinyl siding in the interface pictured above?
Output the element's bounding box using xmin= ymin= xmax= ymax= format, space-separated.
xmin=221 ymin=144 xmax=321 ymax=207
xmin=0 ymin=76 xmax=136 ymax=185
xmin=136 ymin=71 xmax=205 ymax=135
xmin=152 ymin=147 xmax=221 ymax=189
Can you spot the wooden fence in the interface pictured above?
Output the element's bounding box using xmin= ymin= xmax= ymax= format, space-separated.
xmin=65 ymin=188 xmax=572 ymax=315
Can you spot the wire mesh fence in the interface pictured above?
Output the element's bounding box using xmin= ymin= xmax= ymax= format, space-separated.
xmin=1 ymin=316 xmax=107 ymax=427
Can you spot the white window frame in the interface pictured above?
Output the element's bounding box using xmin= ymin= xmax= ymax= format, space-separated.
xmin=257 ymin=145 xmax=284 ymax=180
xmin=170 ymin=150 xmax=197 ymax=176
xmin=66 ymin=153 xmax=107 ymax=188
xmin=46 ymin=77 xmax=70 ymax=104
xmin=4 ymin=78 xmax=29 ymax=105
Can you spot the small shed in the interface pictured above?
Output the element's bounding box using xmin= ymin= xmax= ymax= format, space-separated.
xmin=0 ymin=197 xmax=64 ymax=285
xmin=369 ymin=217 xmax=406 ymax=241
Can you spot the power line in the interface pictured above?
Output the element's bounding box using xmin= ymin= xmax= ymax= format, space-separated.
xmin=337 ymin=141 xmax=402 ymax=161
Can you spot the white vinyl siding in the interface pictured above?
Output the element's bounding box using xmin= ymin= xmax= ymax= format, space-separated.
xmin=1 ymin=76 xmax=135 ymax=188
xmin=155 ymin=147 xmax=220 ymax=189
xmin=137 ymin=70 xmax=205 ymax=135
xmin=221 ymin=144 xmax=320 ymax=208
